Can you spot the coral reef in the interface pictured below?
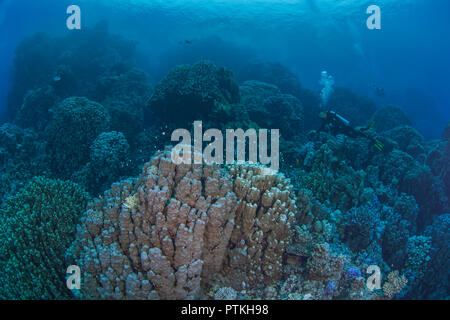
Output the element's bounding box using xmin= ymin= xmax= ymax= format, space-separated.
xmin=213 ymin=287 xmax=238 ymax=300
xmin=1 ymin=26 xmax=448 ymax=300
xmin=342 ymin=199 xmax=384 ymax=252
xmin=410 ymin=214 xmax=450 ymax=299
xmin=148 ymin=61 xmax=240 ymax=127
xmin=0 ymin=177 xmax=88 ymax=299
xmin=327 ymin=87 xmax=376 ymax=127
xmin=240 ymin=84 xmax=304 ymax=138
xmin=69 ymin=149 xmax=236 ymax=299
xmin=15 ymin=86 xmax=57 ymax=131
xmin=239 ymin=80 xmax=281 ymax=108
xmin=46 ymin=97 xmax=111 ymax=178
xmin=95 ymin=68 xmax=153 ymax=139
xmin=374 ymin=149 xmax=446 ymax=224
xmin=261 ymin=94 xmax=304 ymax=137
xmin=238 ymin=61 xmax=302 ymax=97
xmin=74 ymin=131 xmax=132 ymax=195
xmin=383 ymin=125 xmax=426 ymax=160
xmin=443 ymin=122 xmax=450 ymax=141
xmin=68 ymin=147 xmax=296 ymax=299
xmin=221 ymin=164 xmax=296 ymax=291
xmin=0 ymin=123 xmax=47 ymax=199
xmin=7 ymin=23 xmax=137 ymax=120
xmin=405 ymin=235 xmax=431 ymax=282
xmin=382 ymin=271 xmax=408 ymax=299
xmin=281 ymin=125 xmax=448 ymax=299
xmin=426 ymin=139 xmax=450 ymax=203
xmin=371 ymin=105 xmax=412 ymax=133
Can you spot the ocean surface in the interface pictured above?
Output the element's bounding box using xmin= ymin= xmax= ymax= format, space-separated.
xmin=0 ymin=0 xmax=448 ymax=300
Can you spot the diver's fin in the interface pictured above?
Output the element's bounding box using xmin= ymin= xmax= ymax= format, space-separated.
xmin=374 ymin=139 xmax=384 ymax=152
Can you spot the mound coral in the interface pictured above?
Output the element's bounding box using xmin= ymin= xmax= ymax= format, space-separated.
xmin=238 ymin=61 xmax=302 ymax=97
xmin=15 ymin=86 xmax=57 ymax=131
xmin=293 ymin=137 xmax=368 ymax=211
xmin=383 ymin=126 xmax=426 ymax=160
xmin=0 ymin=123 xmax=47 ymax=199
xmin=68 ymin=147 xmax=296 ymax=299
xmin=405 ymin=235 xmax=431 ymax=281
xmin=0 ymin=177 xmax=88 ymax=299
xmin=262 ymin=94 xmax=303 ymax=136
xmin=46 ymin=97 xmax=111 ymax=177
xmin=75 ymin=131 xmax=132 ymax=195
xmin=371 ymin=105 xmax=412 ymax=133
xmin=426 ymin=140 xmax=450 ymax=203
xmin=343 ymin=199 xmax=384 ymax=252
xmin=239 ymin=80 xmax=281 ymax=108
xmin=148 ymin=61 xmax=240 ymax=127
xmin=374 ymin=149 xmax=446 ymax=223
xmin=414 ymin=214 xmax=450 ymax=299
xmin=238 ymin=81 xmax=304 ymax=138
xmin=443 ymin=122 xmax=450 ymax=141
xmin=95 ymin=68 xmax=153 ymax=138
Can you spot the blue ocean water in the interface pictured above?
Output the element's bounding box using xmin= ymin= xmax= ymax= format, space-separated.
xmin=1 ymin=0 xmax=449 ymax=137
xmin=0 ymin=0 xmax=448 ymax=301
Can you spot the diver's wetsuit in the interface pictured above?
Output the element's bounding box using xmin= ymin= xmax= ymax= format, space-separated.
xmin=318 ymin=111 xmax=377 ymax=142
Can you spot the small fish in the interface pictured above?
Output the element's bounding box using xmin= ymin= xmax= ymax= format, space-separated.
xmin=374 ymin=87 xmax=385 ymax=97
xmin=371 ymin=85 xmax=385 ymax=97
xmin=53 ymin=75 xmax=61 ymax=82
xmin=179 ymin=40 xmax=192 ymax=45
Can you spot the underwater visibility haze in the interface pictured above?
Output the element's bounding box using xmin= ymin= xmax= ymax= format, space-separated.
xmin=0 ymin=0 xmax=448 ymax=300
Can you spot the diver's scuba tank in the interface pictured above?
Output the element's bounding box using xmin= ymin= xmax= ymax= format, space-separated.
xmin=330 ymin=111 xmax=350 ymax=126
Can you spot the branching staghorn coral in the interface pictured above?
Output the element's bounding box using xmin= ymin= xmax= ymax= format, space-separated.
xmin=69 ymin=147 xmax=297 ymax=299
xmin=382 ymin=271 xmax=408 ymax=299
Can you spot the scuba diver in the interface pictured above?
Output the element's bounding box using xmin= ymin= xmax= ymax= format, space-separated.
xmin=318 ymin=110 xmax=385 ymax=152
